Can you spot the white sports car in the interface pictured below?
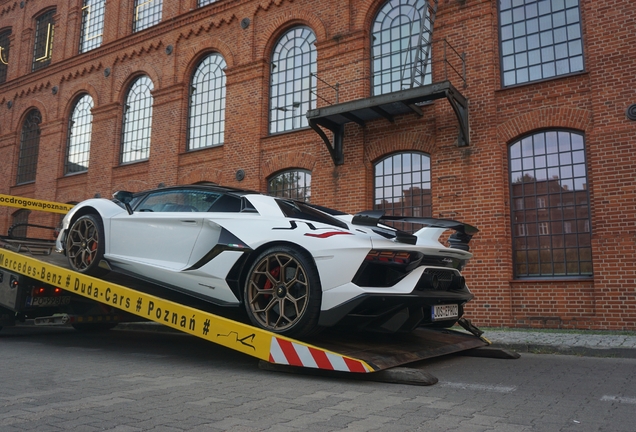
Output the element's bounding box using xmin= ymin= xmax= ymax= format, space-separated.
xmin=55 ymin=185 xmax=478 ymax=338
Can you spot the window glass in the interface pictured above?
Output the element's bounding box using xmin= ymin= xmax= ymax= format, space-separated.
xmin=499 ymin=0 xmax=583 ymax=86
xmin=80 ymin=0 xmax=105 ymax=53
xmin=121 ymin=76 xmax=154 ymax=164
xmin=17 ymin=110 xmax=42 ymax=184
xmin=268 ymin=169 xmax=311 ymax=202
xmin=269 ymin=27 xmax=316 ymax=133
xmin=188 ymin=54 xmax=226 ymax=150
xmin=198 ymin=0 xmax=218 ymax=6
xmin=136 ymin=190 xmax=222 ymax=212
xmin=374 ymin=152 xmax=432 ymax=232
xmin=0 ymin=29 xmax=11 ymax=83
xmin=32 ymin=9 xmax=55 ymax=71
xmin=66 ymin=95 xmax=94 ymax=174
xmin=372 ymin=0 xmax=431 ymax=95
xmin=509 ymin=130 xmax=592 ymax=277
xmin=133 ymin=0 xmax=163 ymax=33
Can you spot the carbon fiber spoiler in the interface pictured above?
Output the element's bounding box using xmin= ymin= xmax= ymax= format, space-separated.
xmin=351 ymin=210 xmax=479 ymax=251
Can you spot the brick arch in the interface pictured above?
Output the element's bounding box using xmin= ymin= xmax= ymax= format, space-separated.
xmin=16 ymin=102 xmax=48 ymax=129
xmin=358 ymin=0 xmax=388 ymax=31
xmin=62 ymin=85 xmax=100 ymax=119
xmin=113 ymin=64 xmax=162 ymax=102
xmin=364 ymin=130 xmax=435 ymax=169
xmin=262 ymin=151 xmax=317 ymax=178
xmin=178 ymin=41 xmax=236 ymax=81
xmin=255 ymin=10 xmax=328 ymax=60
xmin=179 ymin=167 xmax=223 ymax=185
xmin=497 ymin=107 xmax=592 ymax=144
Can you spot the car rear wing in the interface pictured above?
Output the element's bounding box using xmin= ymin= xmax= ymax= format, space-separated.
xmin=351 ymin=210 xmax=479 ymax=251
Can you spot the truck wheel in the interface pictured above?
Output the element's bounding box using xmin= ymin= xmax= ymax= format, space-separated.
xmin=66 ymin=214 xmax=108 ymax=277
xmin=244 ymin=246 xmax=322 ymax=338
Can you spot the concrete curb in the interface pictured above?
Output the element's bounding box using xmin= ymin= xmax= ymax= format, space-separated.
xmin=490 ymin=342 xmax=636 ymax=359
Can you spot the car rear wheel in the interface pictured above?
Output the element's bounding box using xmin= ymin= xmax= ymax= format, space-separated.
xmin=244 ymin=246 xmax=321 ymax=338
xmin=66 ymin=214 xmax=108 ymax=277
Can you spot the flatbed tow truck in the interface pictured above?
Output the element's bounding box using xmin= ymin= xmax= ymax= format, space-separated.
xmin=0 ymin=194 xmax=517 ymax=385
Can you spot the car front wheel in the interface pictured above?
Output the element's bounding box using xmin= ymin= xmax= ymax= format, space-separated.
xmin=244 ymin=246 xmax=321 ymax=338
xmin=66 ymin=214 xmax=108 ymax=277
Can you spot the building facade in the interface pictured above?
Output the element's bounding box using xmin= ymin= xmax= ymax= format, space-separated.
xmin=1 ymin=0 xmax=634 ymax=330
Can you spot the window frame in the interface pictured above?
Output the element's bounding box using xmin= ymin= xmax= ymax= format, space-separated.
xmin=65 ymin=94 xmax=94 ymax=175
xmin=16 ymin=109 xmax=42 ymax=185
xmin=120 ymin=76 xmax=154 ymax=164
xmin=373 ymin=151 xmax=433 ymax=232
xmin=371 ymin=0 xmax=431 ymax=96
xmin=498 ymin=0 xmax=585 ymax=88
xmin=269 ymin=26 xmax=317 ymax=134
xmin=188 ymin=53 xmax=227 ymax=151
xmin=508 ymin=129 xmax=593 ymax=278
xmin=10 ymin=209 xmax=31 ymax=238
xmin=267 ymin=169 xmax=312 ymax=202
xmin=32 ymin=9 xmax=56 ymax=71
xmin=79 ymin=0 xmax=105 ymax=54
xmin=133 ymin=0 xmax=163 ymax=33
xmin=0 ymin=28 xmax=11 ymax=83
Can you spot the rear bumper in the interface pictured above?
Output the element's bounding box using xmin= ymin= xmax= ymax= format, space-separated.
xmin=318 ymin=287 xmax=473 ymax=332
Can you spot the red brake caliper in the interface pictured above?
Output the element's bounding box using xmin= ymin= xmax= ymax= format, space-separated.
xmin=262 ymin=266 xmax=280 ymax=299
xmin=87 ymin=241 xmax=97 ymax=264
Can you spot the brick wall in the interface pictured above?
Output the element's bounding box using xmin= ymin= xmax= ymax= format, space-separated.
xmin=0 ymin=0 xmax=634 ymax=330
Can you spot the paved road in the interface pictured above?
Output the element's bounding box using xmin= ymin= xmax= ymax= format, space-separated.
xmin=1 ymin=326 xmax=635 ymax=432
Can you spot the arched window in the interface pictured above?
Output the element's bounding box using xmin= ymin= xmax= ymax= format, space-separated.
xmin=66 ymin=94 xmax=94 ymax=174
xmin=509 ymin=130 xmax=592 ymax=277
xmin=268 ymin=169 xmax=311 ymax=202
xmin=498 ymin=0 xmax=584 ymax=86
xmin=79 ymin=0 xmax=105 ymax=53
xmin=10 ymin=209 xmax=31 ymax=238
xmin=374 ymin=152 xmax=432 ymax=231
xmin=17 ymin=109 xmax=42 ymax=184
xmin=121 ymin=76 xmax=154 ymax=164
xmin=372 ymin=0 xmax=431 ymax=96
xmin=269 ymin=26 xmax=316 ymax=134
xmin=188 ymin=53 xmax=226 ymax=150
xmin=133 ymin=0 xmax=162 ymax=32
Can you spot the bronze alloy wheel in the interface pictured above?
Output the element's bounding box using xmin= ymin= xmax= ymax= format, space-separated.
xmin=66 ymin=214 xmax=107 ymax=276
xmin=244 ymin=246 xmax=321 ymax=337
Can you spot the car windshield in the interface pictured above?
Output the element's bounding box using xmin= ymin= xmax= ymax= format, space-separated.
xmin=134 ymin=190 xmax=222 ymax=212
xmin=276 ymin=199 xmax=348 ymax=229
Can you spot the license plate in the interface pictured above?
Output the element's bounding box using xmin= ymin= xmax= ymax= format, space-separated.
xmin=432 ymin=304 xmax=459 ymax=321
xmin=27 ymin=297 xmax=71 ymax=307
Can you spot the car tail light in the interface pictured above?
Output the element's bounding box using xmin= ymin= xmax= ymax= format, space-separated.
xmin=364 ymin=250 xmax=414 ymax=265
xmin=32 ymin=287 xmax=47 ymax=297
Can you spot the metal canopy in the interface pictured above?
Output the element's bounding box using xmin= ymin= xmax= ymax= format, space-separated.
xmin=306 ymin=80 xmax=469 ymax=165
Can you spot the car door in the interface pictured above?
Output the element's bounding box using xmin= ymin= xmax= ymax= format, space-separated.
xmin=107 ymin=189 xmax=214 ymax=270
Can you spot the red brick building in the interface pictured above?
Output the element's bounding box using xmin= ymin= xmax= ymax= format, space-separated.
xmin=1 ymin=0 xmax=634 ymax=330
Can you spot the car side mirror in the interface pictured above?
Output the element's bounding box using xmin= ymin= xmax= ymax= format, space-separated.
xmin=113 ymin=191 xmax=134 ymax=215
